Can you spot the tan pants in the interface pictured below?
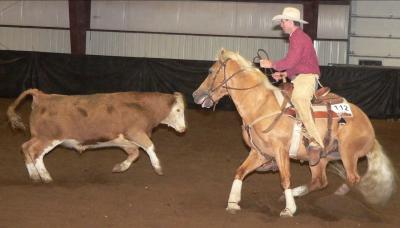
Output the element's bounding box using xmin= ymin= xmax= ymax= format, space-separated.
xmin=291 ymin=73 xmax=324 ymax=148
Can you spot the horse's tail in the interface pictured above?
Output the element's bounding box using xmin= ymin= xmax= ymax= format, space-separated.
xmin=7 ymin=88 xmax=40 ymax=131
xmin=358 ymin=139 xmax=397 ymax=205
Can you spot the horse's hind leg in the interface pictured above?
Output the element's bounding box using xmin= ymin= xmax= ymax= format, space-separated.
xmin=339 ymin=141 xmax=365 ymax=185
xmin=226 ymin=149 xmax=267 ymax=213
xmin=22 ymin=138 xmax=60 ymax=183
xmin=308 ymin=158 xmax=329 ymax=191
xmin=112 ymin=145 xmax=140 ymax=173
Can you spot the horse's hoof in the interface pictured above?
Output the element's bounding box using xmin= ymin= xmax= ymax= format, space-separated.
xmin=280 ymin=208 xmax=294 ymax=217
xmin=226 ymin=203 xmax=241 ymax=214
xmin=334 ymin=183 xmax=350 ymax=196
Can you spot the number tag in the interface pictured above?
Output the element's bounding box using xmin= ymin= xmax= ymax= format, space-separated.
xmin=331 ymin=103 xmax=352 ymax=116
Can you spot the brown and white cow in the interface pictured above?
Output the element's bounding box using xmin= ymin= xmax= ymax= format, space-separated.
xmin=7 ymin=89 xmax=186 ymax=183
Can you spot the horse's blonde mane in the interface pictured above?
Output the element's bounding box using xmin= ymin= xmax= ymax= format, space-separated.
xmin=218 ymin=49 xmax=277 ymax=91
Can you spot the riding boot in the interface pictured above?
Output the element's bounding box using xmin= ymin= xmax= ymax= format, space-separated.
xmin=307 ymin=141 xmax=323 ymax=166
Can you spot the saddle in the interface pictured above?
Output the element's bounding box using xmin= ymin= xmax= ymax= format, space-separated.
xmin=280 ymin=83 xmax=343 ymax=106
xmin=256 ymin=83 xmax=346 ymax=171
xmin=279 ymin=83 xmax=346 ymax=160
xmin=280 ymin=83 xmax=349 ymax=119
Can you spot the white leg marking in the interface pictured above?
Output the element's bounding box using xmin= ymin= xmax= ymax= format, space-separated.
xmin=144 ymin=145 xmax=163 ymax=175
xmin=33 ymin=140 xmax=61 ymax=183
xmin=35 ymin=154 xmax=53 ymax=183
xmin=26 ymin=163 xmax=41 ymax=182
xmin=280 ymin=185 xmax=309 ymax=201
xmin=280 ymin=189 xmax=297 ymax=217
xmin=292 ymin=185 xmax=309 ymax=197
xmin=226 ymin=179 xmax=242 ymax=213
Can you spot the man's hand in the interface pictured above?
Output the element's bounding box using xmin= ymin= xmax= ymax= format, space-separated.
xmin=260 ymin=59 xmax=272 ymax=68
xmin=272 ymin=72 xmax=287 ymax=81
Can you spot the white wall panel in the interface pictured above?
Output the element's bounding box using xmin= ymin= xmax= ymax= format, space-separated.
xmin=350 ymin=37 xmax=400 ymax=58
xmin=91 ymin=1 xmax=301 ymax=37
xmin=86 ymin=31 xmax=347 ymax=66
xmin=0 ymin=0 xmax=69 ymax=27
xmin=351 ymin=0 xmax=400 ymax=17
xmin=86 ymin=31 xmax=288 ymax=61
xmin=351 ymin=17 xmax=400 ymax=37
xmin=350 ymin=0 xmax=400 ymax=66
xmin=0 ymin=27 xmax=70 ymax=53
xmin=317 ymin=5 xmax=349 ymax=39
xmin=314 ymin=40 xmax=347 ymax=65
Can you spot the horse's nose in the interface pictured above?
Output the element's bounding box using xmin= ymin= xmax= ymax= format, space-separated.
xmin=192 ymin=90 xmax=206 ymax=104
xmin=192 ymin=90 xmax=199 ymax=98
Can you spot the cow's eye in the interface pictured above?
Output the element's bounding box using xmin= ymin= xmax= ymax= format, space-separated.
xmin=176 ymin=109 xmax=181 ymax=112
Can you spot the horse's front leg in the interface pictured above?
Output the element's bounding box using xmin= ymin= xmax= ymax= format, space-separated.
xmin=275 ymin=146 xmax=296 ymax=217
xmin=226 ymin=149 xmax=267 ymax=213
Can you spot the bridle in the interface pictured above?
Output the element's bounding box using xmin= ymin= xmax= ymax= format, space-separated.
xmin=204 ymin=58 xmax=263 ymax=108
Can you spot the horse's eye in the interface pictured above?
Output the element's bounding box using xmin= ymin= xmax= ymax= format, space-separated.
xmin=176 ymin=109 xmax=181 ymax=112
xmin=208 ymin=69 xmax=213 ymax=74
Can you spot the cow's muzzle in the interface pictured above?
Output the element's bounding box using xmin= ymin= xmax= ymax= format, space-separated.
xmin=192 ymin=90 xmax=214 ymax=108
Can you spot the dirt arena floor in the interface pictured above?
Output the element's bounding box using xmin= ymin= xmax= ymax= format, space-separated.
xmin=0 ymin=98 xmax=399 ymax=228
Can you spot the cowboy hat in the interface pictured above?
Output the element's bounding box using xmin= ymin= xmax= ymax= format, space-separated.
xmin=272 ymin=7 xmax=308 ymax=24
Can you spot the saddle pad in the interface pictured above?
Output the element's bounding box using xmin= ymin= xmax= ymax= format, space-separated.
xmin=289 ymin=120 xmax=302 ymax=159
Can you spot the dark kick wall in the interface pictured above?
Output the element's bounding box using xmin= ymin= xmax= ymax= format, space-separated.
xmin=0 ymin=50 xmax=399 ymax=119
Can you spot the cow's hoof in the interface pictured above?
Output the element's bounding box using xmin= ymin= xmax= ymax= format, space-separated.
xmin=30 ymin=177 xmax=42 ymax=183
xmin=226 ymin=203 xmax=241 ymax=214
xmin=155 ymin=167 xmax=163 ymax=175
xmin=112 ymin=163 xmax=129 ymax=173
xmin=42 ymin=179 xmax=53 ymax=184
xmin=280 ymin=208 xmax=294 ymax=217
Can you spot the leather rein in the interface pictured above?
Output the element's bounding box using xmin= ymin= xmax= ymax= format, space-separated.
xmin=206 ymin=57 xmax=289 ymax=135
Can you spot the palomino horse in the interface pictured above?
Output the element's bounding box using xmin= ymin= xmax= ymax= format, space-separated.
xmin=192 ymin=49 xmax=396 ymax=217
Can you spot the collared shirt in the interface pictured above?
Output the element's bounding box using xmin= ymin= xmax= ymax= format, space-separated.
xmin=272 ymin=28 xmax=320 ymax=80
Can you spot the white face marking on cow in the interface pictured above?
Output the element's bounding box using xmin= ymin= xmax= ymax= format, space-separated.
xmin=161 ymin=93 xmax=186 ymax=133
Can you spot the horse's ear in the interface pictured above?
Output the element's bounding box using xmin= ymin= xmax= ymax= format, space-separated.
xmin=220 ymin=48 xmax=225 ymax=55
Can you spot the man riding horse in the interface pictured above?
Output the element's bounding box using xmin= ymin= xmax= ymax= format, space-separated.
xmin=260 ymin=7 xmax=323 ymax=166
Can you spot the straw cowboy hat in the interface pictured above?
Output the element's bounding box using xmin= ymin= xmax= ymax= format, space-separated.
xmin=272 ymin=7 xmax=308 ymax=24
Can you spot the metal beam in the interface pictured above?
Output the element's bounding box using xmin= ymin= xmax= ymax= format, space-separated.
xmin=303 ymin=0 xmax=319 ymax=41
xmin=69 ymin=0 xmax=91 ymax=55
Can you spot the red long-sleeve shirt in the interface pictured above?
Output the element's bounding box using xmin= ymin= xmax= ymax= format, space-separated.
xmin=272 ymin=28 xmax=320 ymax=80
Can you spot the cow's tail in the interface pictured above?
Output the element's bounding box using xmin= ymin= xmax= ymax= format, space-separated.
xmin=357 ymin=139 xmax=397 ymax=206
xmin=7 ymin=88 xmax=40 ymax=131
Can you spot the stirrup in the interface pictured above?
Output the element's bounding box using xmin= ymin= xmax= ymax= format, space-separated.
xmin=307 ymin=144 xmax=322 ymax=166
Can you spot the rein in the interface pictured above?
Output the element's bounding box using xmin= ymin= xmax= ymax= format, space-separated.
xmin=208 ymin=59 xmax=263 ymax=94
xmin=205 ymin=58 xmax=263 ymax=110
xmin=243 ymin=93 xmax=289 ymax=158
